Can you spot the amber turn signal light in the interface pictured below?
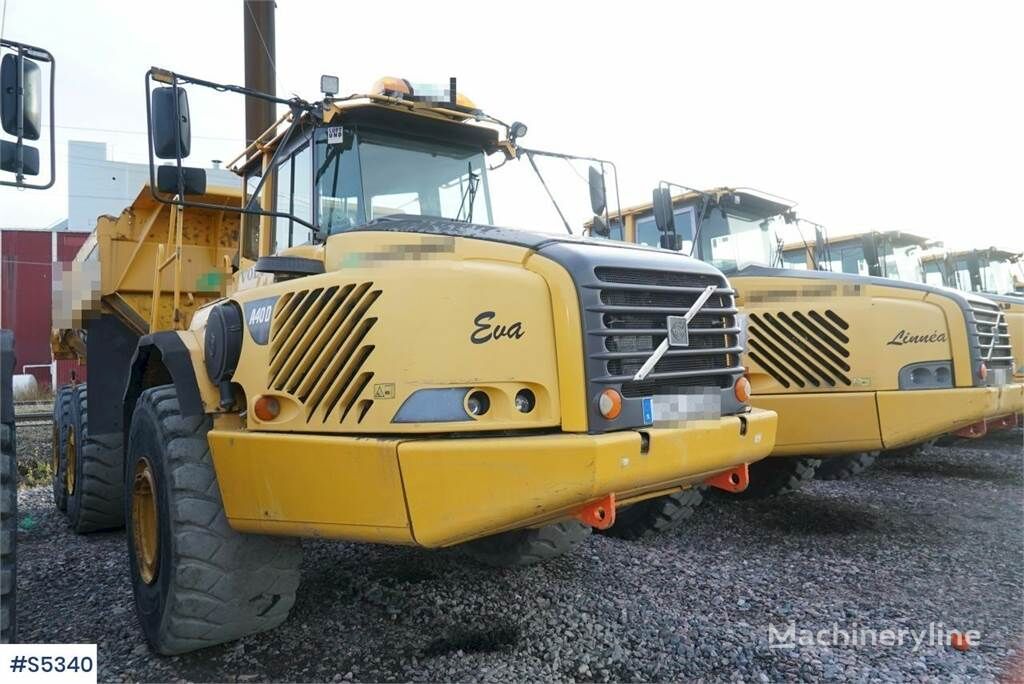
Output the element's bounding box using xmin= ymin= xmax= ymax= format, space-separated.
xmin=598 ymin=388 xmax=622 ymax=419
xmin=734 ymin=376 xmax=751 ymax=403
xmin=253 ymin=395 xmax=281 ymax=421
xmin=978 ymin=362 xmax=988 ymax=381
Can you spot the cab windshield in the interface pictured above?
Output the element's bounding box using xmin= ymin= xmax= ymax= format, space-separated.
xmin=314 ymin=128 xmax=492 ymax=235
xmin=978 ymin=257 xmax=1017 ymax=294
xmin=696 ymin=209 xmax=783 ymax=273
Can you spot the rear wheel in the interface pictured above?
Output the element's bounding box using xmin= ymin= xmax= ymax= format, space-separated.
xmin=731 ymin=457 xmax=820 ymax=499
xmin=602 ymin=488 xmax=704 ymax=540
xmin=463 ymin=520 xmax=590 ymax=567
xmin=51 ymin=387 xmax=72 ymax=512
xmin=67 ymin=385 xmax=124 ymax=533
xmin=815 ymin=452 xmax=878 ymax=480
xmin=126 ymin=385 xmax=303 ymax=655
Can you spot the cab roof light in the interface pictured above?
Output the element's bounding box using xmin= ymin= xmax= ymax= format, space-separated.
xmin=370 ymin=75 xmax=477 ymax=111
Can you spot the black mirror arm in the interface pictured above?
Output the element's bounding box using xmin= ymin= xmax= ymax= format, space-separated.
xmin=523 ymin=151 xmax=573 ymax=235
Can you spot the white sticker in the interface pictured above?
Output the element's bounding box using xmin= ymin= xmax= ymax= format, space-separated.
xmin=326 ymin=127 xmax=344 ymax=145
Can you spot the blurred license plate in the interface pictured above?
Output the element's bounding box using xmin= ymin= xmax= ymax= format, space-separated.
xmin=644 ymin=393 xmax=722 ymax=425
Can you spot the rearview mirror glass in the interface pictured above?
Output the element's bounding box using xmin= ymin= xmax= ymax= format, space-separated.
xmin=1 ymin=54 xmax=42 ymax=140
xmin=652 ymin=187 xmax=676 ymax=234
xmin=0 ymin=139 xmax=40 ymax=175
xmin=588 ymin=165 xmax=606 ymax=216
xmin=591 ymin=214 xmax=610 ymax=237
xmin=151 ymin=86 xmax=192 ymax=159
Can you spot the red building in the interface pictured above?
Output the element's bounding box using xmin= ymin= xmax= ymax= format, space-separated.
xmin=0 ymin=228 xmax=91 ymax=390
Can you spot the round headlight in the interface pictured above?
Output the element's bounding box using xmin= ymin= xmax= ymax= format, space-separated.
xmin=466 ymin=390 xmax=490 ymax=416
xmin=515 ymin=389 xmax=536 ymax=413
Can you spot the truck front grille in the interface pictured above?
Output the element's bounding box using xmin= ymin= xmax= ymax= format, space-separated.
xmin=268 ymin=283 xmax=381 ymax=424
xmin=746 ymin=309 xmax=853 ymax=389
xmin=969 ymin=300 xmax=1013 ymax=369
xmin=587 ymin=267 xmax=742 ymax=397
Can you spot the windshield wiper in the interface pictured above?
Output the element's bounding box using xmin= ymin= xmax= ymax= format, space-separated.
xmin=454 ymin=162 xmax=480 ymax=223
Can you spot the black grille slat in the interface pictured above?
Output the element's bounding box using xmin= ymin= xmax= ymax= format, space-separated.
xmin=591 ymin=266 xmax=739 ymax=396
xmin=594 ymin=267 xmax=720 ymax=289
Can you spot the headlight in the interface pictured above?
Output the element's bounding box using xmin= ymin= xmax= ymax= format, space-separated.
xmin=898 ymin=361 xmax=954 ymax=390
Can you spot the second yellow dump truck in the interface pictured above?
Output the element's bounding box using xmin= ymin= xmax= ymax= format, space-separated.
xmin=610 ymin=186 xmax=1023 ymax=487
xmin=50 ymin=71 xmax=776 ymax=653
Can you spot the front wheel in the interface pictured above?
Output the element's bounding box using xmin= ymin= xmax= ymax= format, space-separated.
xmin=126 ymin=385 xmax=303 ymax=655
xmin=815 ymin=452 xmax=878 ymax=480
xmin=601 ymin=488 xmax=704 ymax=540
xmin=463 ymin=520 xmax=590 ymax=567
xmin=731 ymin=457 xmax=820 ymax=500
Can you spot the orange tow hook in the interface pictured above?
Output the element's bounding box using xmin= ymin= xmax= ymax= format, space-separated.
xmin=706 ymin=464 xmax=750 ymax=493
xmin=954 ymin=421 xmax=988 ymax=439
xmin=576 ymin=493 xmax=616 ymax=530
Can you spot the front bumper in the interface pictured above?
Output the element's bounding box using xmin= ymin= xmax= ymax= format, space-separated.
xmin=753 ymin=385 xmax=1021 ymax=456
xmin=208 ymin=408 xmax=776 ymax=548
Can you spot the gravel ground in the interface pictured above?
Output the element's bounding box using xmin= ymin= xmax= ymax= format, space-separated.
xmin=12 ymin=428 xmax=1024 ymax=682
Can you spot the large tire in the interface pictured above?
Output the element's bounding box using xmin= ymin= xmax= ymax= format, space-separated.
xmin=815 ymin=452 xmax=878 ymax=481
xmin=602 ymin=488 xmax=704 ymax=540
xmin=51 ymin=387 xmax=72 ymax=513
xmin=126 ymin=385 xmax=303 ymax=655
xmin=463 ymin=520 xmax=591 ymax=567
xmin=67 ymin=385 xmax=125 ymax=533
xmin=1 ymin=422 xmax=16 ymax=643
xmin=731 ymin=457 xmax=820 ymax=500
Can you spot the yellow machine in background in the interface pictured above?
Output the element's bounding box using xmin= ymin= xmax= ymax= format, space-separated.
xmin=50 ymin=71 xmax=777 ymax=654
xmin=787 ymin=237 xmax=1024 ymax=395
xmin=609 ymin=186 xmax=1023 ymax=485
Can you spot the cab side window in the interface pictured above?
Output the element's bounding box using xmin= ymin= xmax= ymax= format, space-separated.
xmin=274 ymin=142 xmax=314 ymax=253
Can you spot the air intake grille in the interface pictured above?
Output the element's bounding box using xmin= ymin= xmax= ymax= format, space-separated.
xmin=747 ymin=309 xmax=852 ymax=389
xmin=268 ymin=283 xmax=381 ymax=424
xmin=588 ymin=267 xmax=742 ymax=397
xmin=969 ymin=301 xmax=1013 ymax=369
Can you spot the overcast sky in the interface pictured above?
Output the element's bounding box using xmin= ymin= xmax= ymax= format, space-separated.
xmin=0 ymin=0 xmax=1021 ymax=251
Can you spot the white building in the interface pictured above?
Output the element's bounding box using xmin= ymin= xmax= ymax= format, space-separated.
xmin=67 ymin=141 xmax=238 ymax=231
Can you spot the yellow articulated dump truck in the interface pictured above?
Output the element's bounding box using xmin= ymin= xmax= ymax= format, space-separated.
xmin=608 ymin=185 xmax=1023 ymax=485
xmin=786 ymin=236 xmax=1024 ymax=427
xmin=50 ymin=70 xmax=776 ymax=653
xmin=921 ymin=247 xmax=1024 ymax=415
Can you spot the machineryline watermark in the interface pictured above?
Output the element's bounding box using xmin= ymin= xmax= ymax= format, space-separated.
xmin=768 ymin=622 xmax=979 ymax=652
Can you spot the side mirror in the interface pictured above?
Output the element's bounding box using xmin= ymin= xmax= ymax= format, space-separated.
xmin=151 ymin=86 xmax=192 ymax=159
xmin=0 ymin=139 xmax=39 ymax=175
xmin=588 ymin=165 xmax=606 ymax=216
xmin=652 ymin=187 xmax=675 ymax=234
xmin=156 ymin=164 xmax=207 ymax=196
xmin=591 ymin=215 xmax=610 ymax=237
xmin=1 ymin=53 xmax=42 ymax=140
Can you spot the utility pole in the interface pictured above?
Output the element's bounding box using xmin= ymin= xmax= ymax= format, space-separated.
xmin=243 ymin=0 xmax=276 ymax=146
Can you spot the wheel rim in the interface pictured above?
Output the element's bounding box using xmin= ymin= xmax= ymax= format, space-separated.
xmin=65 ymin=427 xmax=76 ymax=495
xmin=132 ymin=457 xmax=160 ymax=585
